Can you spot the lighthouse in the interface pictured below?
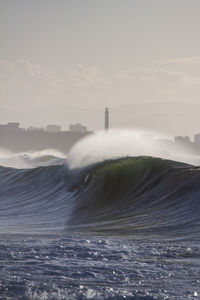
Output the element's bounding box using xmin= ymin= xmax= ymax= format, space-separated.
xmin=105 ymin=107 xmax=109 ymax=131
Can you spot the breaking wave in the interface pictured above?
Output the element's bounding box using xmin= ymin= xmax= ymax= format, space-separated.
xmin=0 ymin=155 xmax=200 ymax=240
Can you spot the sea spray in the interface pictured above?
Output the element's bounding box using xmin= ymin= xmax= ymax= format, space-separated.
xmin=67 ymin=129 xmax=200 ymax=169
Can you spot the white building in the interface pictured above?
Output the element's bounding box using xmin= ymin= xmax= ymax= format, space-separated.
xmin=27 ymin=126 xmax=45 ymax=132
xmin=69 ymin=123 xmax=87 ymax=134
xmin=0 ymin=123 xmax=21 ymax=132
xmin=46 ymin=124 xmax=61 ymax=132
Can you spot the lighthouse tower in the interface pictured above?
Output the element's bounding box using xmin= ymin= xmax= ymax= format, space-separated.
xmin=105 ymin=107 xmax=109 ymax=131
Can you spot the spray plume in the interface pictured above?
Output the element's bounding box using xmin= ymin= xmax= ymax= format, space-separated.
xmin=67 ymin=129 xmax=200 ymax=169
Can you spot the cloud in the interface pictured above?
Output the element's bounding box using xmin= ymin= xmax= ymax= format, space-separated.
xmin=107 ymin=68 xmax=190 ymax=104
xmin=1 ymin=60 xmax=200 ymax=111
xmin=0 ymin=60 xmax=65 ymax=109
xmin=163 ymin=57 xmax=200 ymax=65
xmin=112 ymin=68 xmax=185 ymax=85
xmin=68 ymin=64 xmax=109 ymax=89
xmin=17 ymin=59 xmax=63 ymax=89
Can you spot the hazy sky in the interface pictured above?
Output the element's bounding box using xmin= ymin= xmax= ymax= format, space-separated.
xmin=1 ymin=0 xmax=200 ymax=132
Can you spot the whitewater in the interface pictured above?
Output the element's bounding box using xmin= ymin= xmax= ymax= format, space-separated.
xmin=0 ymin=130 xmax=200 ymax=299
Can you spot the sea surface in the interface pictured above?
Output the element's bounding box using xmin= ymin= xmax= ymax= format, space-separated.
xmin=0 ymin=144 xmax=200 ymax=299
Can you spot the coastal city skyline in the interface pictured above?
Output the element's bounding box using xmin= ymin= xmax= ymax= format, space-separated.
xmin=1 ymin=101 xmax=200 ymax=137
xmin=1 ymin=118 xmax=200 ymax=156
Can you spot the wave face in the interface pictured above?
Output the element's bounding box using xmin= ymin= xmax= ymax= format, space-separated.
xmin=0 ymin=163 xmax=74 ymax=233
xmin=1 ymin=155 xmax=200 ymax=239
xmin=67 ymin=156 xmax=200 ymax=238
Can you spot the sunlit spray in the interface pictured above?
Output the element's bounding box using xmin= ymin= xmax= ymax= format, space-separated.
xmin=67 ymin=129 xmax=200 ymax=169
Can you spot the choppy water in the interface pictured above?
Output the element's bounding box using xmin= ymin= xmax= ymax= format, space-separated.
xmin=0 ymin=146 xmax=200 ymax=299
xmin=1 ymin=235 xmax=200 ymax=300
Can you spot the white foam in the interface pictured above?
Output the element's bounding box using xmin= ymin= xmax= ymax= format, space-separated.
xmin=0 ymin=148 xmax=66 ymax=169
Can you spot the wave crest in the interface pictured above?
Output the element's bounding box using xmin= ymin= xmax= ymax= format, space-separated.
xmin=67 ymin=156 xmax=200 ymax=238
xmin=0 ymin=156 xmax=200 ymax=239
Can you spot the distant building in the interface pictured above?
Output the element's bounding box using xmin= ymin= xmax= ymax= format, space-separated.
xmin=0 ymin=122 xmax=21 ymax=132
xmin=27 ymin=126 xmax=45 ymax=132
xmin=69 ymin=123 xmax=87 ymax=134
xmin=46 ymin=124 xmax=61 ymax=132
xmin=194 ymin=133 xmax=200 ymax=146
xmin=105 ymin=107 xmax=109 ymax=131
xmin=6 ymin=122 xmax=20 ymax=130
xmin=174 ymin=136 xmax=191 ymax=147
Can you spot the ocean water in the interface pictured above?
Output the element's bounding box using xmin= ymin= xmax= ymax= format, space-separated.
xmin=0 ymin=131 xmax=200 ymax=300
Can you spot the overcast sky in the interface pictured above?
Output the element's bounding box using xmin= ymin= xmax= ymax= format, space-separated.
xmin=1 ymin=0 xmax=200 ymax=133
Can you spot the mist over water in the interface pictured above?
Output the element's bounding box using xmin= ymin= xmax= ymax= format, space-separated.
xmin=67 ymin=129 xmax=200 ymax=169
